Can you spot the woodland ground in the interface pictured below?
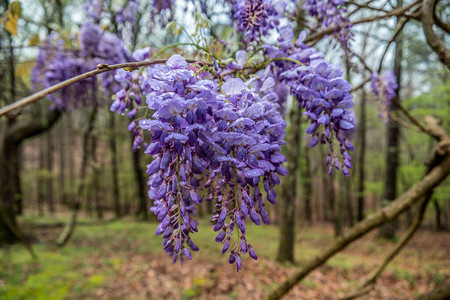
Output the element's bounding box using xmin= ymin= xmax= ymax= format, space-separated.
xmin=0 ymin=213 xmax=449 ymax=300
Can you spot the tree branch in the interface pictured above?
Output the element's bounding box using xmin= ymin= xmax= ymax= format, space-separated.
xmin=421 ymin=0 xmax=450 ymax=68
xmin=0 ymin=58 xmax=199 ymax=118
xmin=265 ymin=117 xmax=450 ymax=300
xmin=340 ymin=194 xmax=431 ymax=300
xmin=305 ymin=0 xmax=423 ymax=45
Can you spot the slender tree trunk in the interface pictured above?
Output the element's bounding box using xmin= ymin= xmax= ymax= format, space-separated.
xmin=302 ymin=145 xmax=313 ymax=225
xmin=433 ymin=198 xmax=442 ymax=230
xmin=346 ymin=178 xmax=354 ymax=227
xmin=380 ymin=1 xmax=403 ymax=239
xmin=276 ymin=105 xmax=300 ymax=263
xmin=0 ymin=132 xmax=20 ymax=243
xmin=335 ymin=178 xmax=344 ymax=236
xmin=357 ymin=88 xmax=367 ymax=221
xmin=109 ymin=113 xmax=121 ymax=217
xmin=46 ymin=129 xmax=54 ymax=214
xmin=59 ymin=117 xmax=67 ymax=205
xmin=133 ymin=146 xmax=148 ymax=219
xmin=38 ymin=135 xmax=45 ymax=216
xmin=91 ymin=132 xmax=103 ymax=219
xmin=67 ymin=115 xmax=75 ymax=206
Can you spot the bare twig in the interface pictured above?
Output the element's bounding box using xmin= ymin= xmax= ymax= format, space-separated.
xmin=377 ymin=16 xmax=409 ymax=73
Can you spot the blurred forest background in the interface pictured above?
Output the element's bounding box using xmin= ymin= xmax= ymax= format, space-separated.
xmin=0 ymin=0 xmax=449 ymax=299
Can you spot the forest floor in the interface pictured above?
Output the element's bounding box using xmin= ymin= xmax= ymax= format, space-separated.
xmin=0 ymin=213 xmax=449 ymax=300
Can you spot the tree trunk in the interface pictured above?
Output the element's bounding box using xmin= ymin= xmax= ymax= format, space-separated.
xmin=357 ymin=88 xmax=367 ymax=221
xmin=0 ymin=110 xmax=60 ymax=245
xmin=46 ymin=129 xmax=54 ymax=214
xmin=38 ymin=134 xmax=45 ymax=216
xmin=133 ymin=146 xmax=148 ymax=219
xmin=59 ymin=117 xmax=67 ymax=205
xmin=0 ymin=131 xmax=20 ymax=243
xmin=276 ymin=105 xmax=300 ymax=263
xmin=433 ymin=198 xmax=443 ymax=230
xmin=302 ymin=145 xmax=313 ymax=225
xmin=109 ymin=113 xmax=121 ymax=218
xmin=379 ymin=1 xmax=403 ymax=239
xmin=91 ymin=132 xmax=103 ymax=219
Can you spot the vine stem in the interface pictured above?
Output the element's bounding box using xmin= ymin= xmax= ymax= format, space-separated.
xmin=0 ymin=58 xmax=199 ymax=117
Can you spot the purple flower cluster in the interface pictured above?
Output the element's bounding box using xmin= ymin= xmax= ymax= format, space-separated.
xmin=134 ymin=55 xmax=286 ymax=268
xmin=269 ymin=27 xmax=355 ymax=176
xmin=303 ymin=0 xmax=353 ymax=49
xmin=208 ymin=78 xmax=286 ymax=271
xmin=282 ymin=59 xmax=355 ymax=176
xmin=83 ymin=0 xmax=103 ymax=22
xmin=233 ymin=0 xmax=286 ymax=42
xmin=32 ymin=33 xmax=94 ymax=110
xmin=370 ymin=70 xmax=398 ymax=122
xmin=32 ymin=22 xmax=131 ymax=110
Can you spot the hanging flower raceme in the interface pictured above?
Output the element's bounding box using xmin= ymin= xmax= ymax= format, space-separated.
xmin=233 ymin=0 xmax=286 ymax=42
xmin=370 ymin=70 xmax=398 ymax=123
xmin=208 ymin=78 xmax=287 ymax=271
xmin=303 ymin=0 xmax=353 ymax=49
xmin=280 ymin=43 xmax=355 ymax=176
xmin=139 ymin=55 xmax=224 ymax=263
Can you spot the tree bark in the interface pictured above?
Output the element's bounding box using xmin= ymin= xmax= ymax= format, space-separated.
xmin=276 ymin=104 xmax=300 ymax=263
xmin=133 ymin=135 xmax=148 ymax=219
xmin=0 ymin=109 xmax=60 ymax=244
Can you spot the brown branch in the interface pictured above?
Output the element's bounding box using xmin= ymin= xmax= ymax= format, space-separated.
xmin=305 ymin=0 xmax=423 ymax=45
xmin=340 ymin=194 xmax=431 ymax=300
xmin=421 ymin=0 xmax=450 ymax=68
xmin=264 ymin=117 xmax=450 ymax=300
xmin=434 ymin=11 xmax=450 ymax=33
xmin=0 ymin=58 xmax=199 ymax=118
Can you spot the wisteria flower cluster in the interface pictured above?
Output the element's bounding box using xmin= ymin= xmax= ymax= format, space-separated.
xmin=133 ymin=55 xmax=286 ymax=269
xmin=303 ymin=0 xmax=353 ymax=49
xmin=370 ymin=70 xmax=398 ymax=123
xmin=32 ymin=22 xmax=131 ymax=110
